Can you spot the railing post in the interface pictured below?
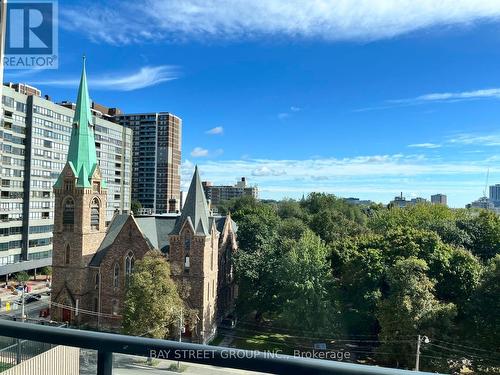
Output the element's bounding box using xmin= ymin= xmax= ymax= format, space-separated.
xmin=97 ymin=351 xmax=113 ymax=375
xmin=15 ymin=339 xmax=21 ymax=364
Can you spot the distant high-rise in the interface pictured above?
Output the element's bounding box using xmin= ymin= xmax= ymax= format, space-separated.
xmin=202 ymin=177 xmax=259 ymax=207
xmin=115 ymin=113 xmax=182 ymax=214
xmin=489 ymin=184 xmax=500 ymax=206
xmin=431 ymin=194 xmax=447 ymax=206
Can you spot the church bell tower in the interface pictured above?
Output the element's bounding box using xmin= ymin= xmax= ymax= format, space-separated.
xmin=51 ymin=58 xmax=107 ymax=323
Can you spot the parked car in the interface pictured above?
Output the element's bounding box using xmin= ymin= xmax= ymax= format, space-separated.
xmin=220 ymin=314 xmax=237 ymax=329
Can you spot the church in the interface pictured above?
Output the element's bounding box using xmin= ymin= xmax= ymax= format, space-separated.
xmin=50 ymin=60 xmax=238 ymax=344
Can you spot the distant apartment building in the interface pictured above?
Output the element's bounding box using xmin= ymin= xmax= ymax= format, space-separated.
xmin=5 ymin=83 xmax=41 ymax=97
xmin=202 ymin=177 xmax=259 ymax=206
xmin=114 ymin=112 xmax=182 ymax=214
xmin=344 ymin=197 xmax=374 ymax=206
xmin=0 ymin=84 xmax=132 ymax=275
xmin=466 ymin=196 xmax=494 ymax=210
xmin=489 ymin=184 xmax=500 ymax=207
xmin=431 ymin=194 xmax=447 ymax=206
xmin=389 ymin=193 xmax=427 ymax=208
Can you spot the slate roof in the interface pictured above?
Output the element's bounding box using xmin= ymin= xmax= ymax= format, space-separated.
xmin=172 ymin=166 xmax=211 ymax=235
xmin=89 ymin=213 xmax=131 ymax=267
xmin=134 ymin=215 xmax=178 ymax=254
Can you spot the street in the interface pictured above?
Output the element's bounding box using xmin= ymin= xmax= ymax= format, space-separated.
xmin=0 ymin=294 xmax=49 ymax=320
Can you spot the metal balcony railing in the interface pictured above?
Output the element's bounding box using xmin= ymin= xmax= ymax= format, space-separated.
xmin=0 ymin=320 xmax=440 ymax=375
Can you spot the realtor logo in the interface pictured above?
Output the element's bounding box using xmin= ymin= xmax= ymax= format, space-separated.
xmin=4 ymin=0 xmax=58 ymax=69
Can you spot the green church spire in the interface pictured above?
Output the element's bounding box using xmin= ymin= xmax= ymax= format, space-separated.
xmin=56 ymin=56 xmax=101 ymax=188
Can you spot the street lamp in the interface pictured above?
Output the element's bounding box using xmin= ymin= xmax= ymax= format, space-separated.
xmin=415 ymin=334 xmax=430 ymax=371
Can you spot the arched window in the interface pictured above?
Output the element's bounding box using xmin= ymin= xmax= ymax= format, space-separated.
xmin=211 ymin=245 xmax=214 ymax=271
xmin=65 ymin=245 xmax=70 ymax=264
xmin=90 ymin=198 xmax=100 ymax=230
xmin=125 ymin=252 xmax=134 ymax=285
xmin=95 ymin=272 xmax=100 ymax=289
xmin=112 ymin=299 xmax=119 ymax=316
xmin=184 ymin=238 xmax=191 ymax=273
xmin=113 ymin=263 xmax=120 ymax=288
xmin=63 ymin=198 xmax=74 ymax=230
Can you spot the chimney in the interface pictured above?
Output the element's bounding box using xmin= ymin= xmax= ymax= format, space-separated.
xmin=168 ymin=198 xmax=177 ymax=213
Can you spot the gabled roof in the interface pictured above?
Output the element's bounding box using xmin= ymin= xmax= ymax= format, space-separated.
xmin=55 ymin=57 xmax=100 ymax=188
xmin=172 ymin=166 xmax=211 ymax=236
xmin=89 ymin=213 xmax=131 ymax=267
xmin=135 ymin=215 xmax=178 ymax=254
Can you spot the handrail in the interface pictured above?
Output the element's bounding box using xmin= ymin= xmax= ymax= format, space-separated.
xmin=0 ymin=320 xmax=440 ymax=375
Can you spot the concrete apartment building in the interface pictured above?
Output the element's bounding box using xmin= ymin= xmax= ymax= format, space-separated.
xmin=0 ymin=84 xmax=132 ymax=276
xmin=431 ymin=194 xmax=447 ymax=206
xmin=114 ymin=112 xmax=182 ymax=214
xmin=202 ymin=177 xmax=258 ymax=207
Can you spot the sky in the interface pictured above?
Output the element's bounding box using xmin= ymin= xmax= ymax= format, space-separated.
xmin=6 ymin=0 xmax=500 ymax=207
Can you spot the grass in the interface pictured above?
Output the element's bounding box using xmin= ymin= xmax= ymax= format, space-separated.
xmin=209 ymin=334 xmax=225 ymax=346
xmin=231 ymin=329 xmax=295 ymax=354
xmin=0 ymin=363 xmax=14 ymax=372
xmin=168 ymin=363 xmax=188 ymax=372
xmin=134 ymin=358 xmax=160 ymax=367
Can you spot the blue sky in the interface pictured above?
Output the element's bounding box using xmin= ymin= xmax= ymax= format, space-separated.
xmin=7 ymin=0 xmax=500 ymax=207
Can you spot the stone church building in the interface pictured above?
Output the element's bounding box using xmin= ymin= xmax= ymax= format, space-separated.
xmin=50 ymin=60 xmax=238 ymax=343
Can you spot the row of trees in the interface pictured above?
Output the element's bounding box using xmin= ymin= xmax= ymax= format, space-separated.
xmin=220 ymin=194 xmax=499 ymax=373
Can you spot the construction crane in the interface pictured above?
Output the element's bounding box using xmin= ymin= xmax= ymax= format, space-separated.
xmin=483 ymin=168 xmax=490 ymax=198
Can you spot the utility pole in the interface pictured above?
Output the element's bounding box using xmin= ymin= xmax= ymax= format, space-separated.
xmin=415 ymin=335 xmax=429 ymax=371
xmin=415 ymin=334 xmax=421 ymax=371
xmin=21 ymin=284 xmax=25 ymax=322
xmin=178 ymin=306 xmax=183 ymax=369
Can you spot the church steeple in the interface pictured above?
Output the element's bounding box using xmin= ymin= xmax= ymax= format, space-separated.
xmin=55 ymin=56 xmax=101 ymax=188
xmin=173 ymin=166 xmax=210 ymax=235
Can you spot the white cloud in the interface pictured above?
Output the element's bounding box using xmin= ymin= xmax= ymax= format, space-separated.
xmin=191 ymin=147 xmax=209 ymax=157
xmin=31 ymin=65 xmax=179 ymax=91
xmin=290 ymin=106 xmax=301 ymax=112
xmin=448 ymin=133 xmax=500 ymax=146
xmin=408 ymin=143 xmax=442 ymax=149
xmin=252 ymin=166 xmax=287 ymax=176
xmin=61 ymin=0 xmax=500 ymax=45
xmin=277 ymin=113 xmax=290 ymax=120
xmin=205 ymin=126 xmax=224 ymax=135
xmin=190 ymin=147 xmax=224 ymax=158
xmin=392 ymin=88 xmax=500 ymax=105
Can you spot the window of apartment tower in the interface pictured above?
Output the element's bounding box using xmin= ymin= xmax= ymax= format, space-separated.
xmin=113 ymin=263 xmax=120 ymax=288
xmin=63 ymin=198 xmax=74 ymax=230
xmin=90 ymin=198 xmax=100 ymax=230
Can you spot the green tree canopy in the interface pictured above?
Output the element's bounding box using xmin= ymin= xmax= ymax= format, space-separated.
xmin=122 ymin=252 xmax=182 ymax=339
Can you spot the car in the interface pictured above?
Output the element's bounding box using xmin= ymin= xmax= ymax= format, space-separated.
xmin=219 ymin=315 xmax=237 ymax=329
xmin=25 ymin=294 xmax=41 ymax=304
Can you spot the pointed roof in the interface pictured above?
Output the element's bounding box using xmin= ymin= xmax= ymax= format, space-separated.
xmin=56 ymin=56 xmax=99 ymax=188
xmin=173 ymin=166 xmax=211 ymax=235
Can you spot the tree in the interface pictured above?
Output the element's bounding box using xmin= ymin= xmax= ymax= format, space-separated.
xmin=376 ymin=258 xmax=456 ymax=369
xmin=131 ymin=200 xmax=142 ymax=216
xmin=458 ymin=211 xmax=500 ymax=261
xmin=331 ymin=236 xmax=385 ymax=336
xmin=279 ymin=230 xmax=338 ymax=334
xmin=15 ymin=271 xmax=30 ymax=284
xmin=122 ymin=252 xmax=182 ymax=339
xmin=466 ymin=255 xmax=500 ymax=350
